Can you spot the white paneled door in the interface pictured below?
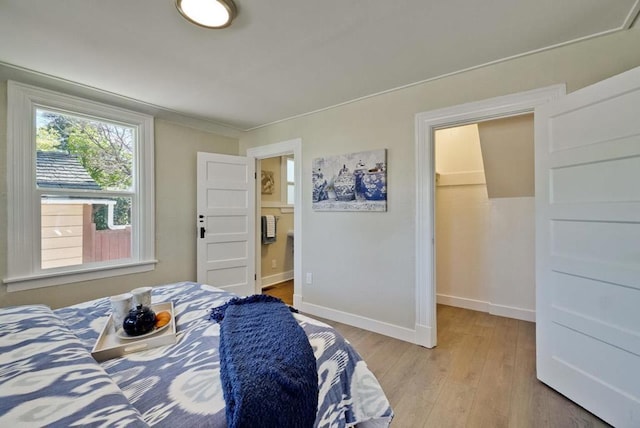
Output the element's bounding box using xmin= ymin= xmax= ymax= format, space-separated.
xmin=197 ymin=152 xmax=255 ymax=296
xmin=535 ymin=66 xmax=640 ymax=427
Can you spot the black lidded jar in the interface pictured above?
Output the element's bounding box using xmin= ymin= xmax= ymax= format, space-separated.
xmin=122 ymin=304 xmax=156 ymax=336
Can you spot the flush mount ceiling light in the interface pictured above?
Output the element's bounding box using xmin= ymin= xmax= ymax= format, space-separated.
xmin=176 ymin=0 xmax=237 ymax=29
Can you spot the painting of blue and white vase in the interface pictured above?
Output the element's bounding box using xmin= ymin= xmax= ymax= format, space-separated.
xmin=354 ymin=160 xmax=368 ymax=200
xmin=362 ymin=163 xmax=386 ymax=200
xmin=312 ymin=168 xmax=328 ymax=202
xmin=312 ymin=149 xmax=387 ymax=212
xmin=334 ymin=165 xmax=356 ymax=201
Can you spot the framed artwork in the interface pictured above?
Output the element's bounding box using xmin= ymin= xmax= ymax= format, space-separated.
xmin=312 ymin=149 xmax=386 ymax=211
xmin=261 ymin=170 xmax=274 ymax=194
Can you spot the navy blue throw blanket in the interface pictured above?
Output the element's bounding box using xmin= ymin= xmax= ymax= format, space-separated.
xmin=210 ymin=295 xmax=318 ymax=428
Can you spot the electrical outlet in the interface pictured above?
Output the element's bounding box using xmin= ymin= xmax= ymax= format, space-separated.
xmin=305 ymin=272 xmax=313 ymax=284
xmin=271 ymin=259 xmax=277 ymax=269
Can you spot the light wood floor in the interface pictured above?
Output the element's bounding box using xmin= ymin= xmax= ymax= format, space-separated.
xmin=326 ymin=306 xmax=610 ymax=428
xmin=263 ymin=281 xmax=609 ymax=427
xmin=262 ymin=279 xmax=294 ymax=305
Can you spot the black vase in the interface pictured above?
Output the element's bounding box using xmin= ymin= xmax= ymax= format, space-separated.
xmin=122 ymin=304 xmax=156 ymax=336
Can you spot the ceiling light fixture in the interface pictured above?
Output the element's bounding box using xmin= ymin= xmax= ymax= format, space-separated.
xmin=176 ymin=0 xmax=237 ymax=29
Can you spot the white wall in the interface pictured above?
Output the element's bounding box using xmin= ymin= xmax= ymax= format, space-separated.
xmin=435 ymin=125 xmax=484 ymax=174
xmin=435 ymin=121 xmax=536 ymax=321
xmin=239 ymin=27 xmax=640 ymax=334
xmin=436 ymin=185 xmax=535 ymax=320
xmin=436 ymin=184 xmax=491 ymax=304
xmin=487 ymin=197 xmax=535 ymax=319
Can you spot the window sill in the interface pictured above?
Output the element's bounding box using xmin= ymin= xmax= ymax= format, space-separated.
xmin=3 ymin=260 xmax=158 ymax=293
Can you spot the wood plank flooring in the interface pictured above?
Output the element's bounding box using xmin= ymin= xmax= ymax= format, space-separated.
xmin=262 ymin=281 xmax=609 ymax=427
xmin=262 ymin=279 xmax=293 ymax=305
xmin=323 ymin=305 xmax=610 ymax=428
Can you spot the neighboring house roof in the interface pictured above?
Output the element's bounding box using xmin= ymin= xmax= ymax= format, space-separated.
xmin=36 ymin=151 xmax=101 ymax=190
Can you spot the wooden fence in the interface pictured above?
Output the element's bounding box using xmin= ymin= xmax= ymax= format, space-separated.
xmin=83 ymin=224 xmax=131 ymax=263
xmin=41 ymin=203 xmax=131 ymax=269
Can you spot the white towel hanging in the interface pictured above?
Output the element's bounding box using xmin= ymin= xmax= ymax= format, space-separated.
xmin=265 ymin=215 xmax=276 ymax=238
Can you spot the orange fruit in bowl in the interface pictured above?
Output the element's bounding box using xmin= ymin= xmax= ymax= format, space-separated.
xmin=155 ymin=311 xmax=171 ymax=328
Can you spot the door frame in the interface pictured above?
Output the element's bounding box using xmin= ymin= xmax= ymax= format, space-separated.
xmin=247 ymin=138 xmax=302 ymax=303
xmin=414 ymin=85 xmax=565 ymax=348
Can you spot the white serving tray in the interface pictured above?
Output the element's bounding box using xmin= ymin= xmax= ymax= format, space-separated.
xmin=91 ymin=301 xmax=177 ymax=362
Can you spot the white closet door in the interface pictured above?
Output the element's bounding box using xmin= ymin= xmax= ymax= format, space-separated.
xmin=535 ymin=66 xmax=640 ymax=427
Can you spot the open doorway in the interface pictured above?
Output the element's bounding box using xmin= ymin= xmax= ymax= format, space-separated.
xmin=259 ymin=155 xmax=295 ymax=305
xmin=246 ymin=139 xmax=302 ymax=307
xmin=434 ymin=115 xmax=535 ymax=321
xmin=414 ymin=85 xmax=565 ymax=348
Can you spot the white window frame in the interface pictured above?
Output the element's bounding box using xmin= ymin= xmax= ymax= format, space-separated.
xmin=4 ymin=81 xmax=156 ymax=292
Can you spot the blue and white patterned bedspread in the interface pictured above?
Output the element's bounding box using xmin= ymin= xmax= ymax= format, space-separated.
xmin=0 ymin=304 xmax=148 ymax=427
xmin=52 ymin=282 xmax=393 ymax=427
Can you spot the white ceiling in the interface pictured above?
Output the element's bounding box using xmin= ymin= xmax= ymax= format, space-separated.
xmin=0 ymin=0 xmax=638 ymax=131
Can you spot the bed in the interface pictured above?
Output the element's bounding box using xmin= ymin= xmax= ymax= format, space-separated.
xmin=0 ymin=281 xmax=393 ymax=427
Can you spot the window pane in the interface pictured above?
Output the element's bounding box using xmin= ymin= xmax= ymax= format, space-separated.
xmin=36 ymin=109 xmax=134 ymax=192
xmin=41 ymin=196 xmax=132 ymax=270
xmin=286 ymin=158 xmax=295 ymax=183
xmin=287 ymin=184 xmax=295 ymax=205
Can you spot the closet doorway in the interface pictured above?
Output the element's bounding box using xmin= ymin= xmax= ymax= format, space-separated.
xmin=415 ymin=84 xmax=565 ymax=348
xmin=434 ymin=115 xmax=535 ymax=321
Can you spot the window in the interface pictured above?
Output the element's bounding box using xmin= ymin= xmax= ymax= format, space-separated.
xmin=281 ymin=155 xmax=295 ymax=207
xmin=5 ymin=81 xmax=155 ymax=291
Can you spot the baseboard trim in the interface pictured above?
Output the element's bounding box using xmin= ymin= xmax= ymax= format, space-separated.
xmin=298 ymin=300 xmax=428 ymax=346
xmin=489 ymin=303 xmax=536 ymax=322
xmin=260 ymin=270 xmax=293 ymax=289
xmin=437 ymin=293 xmax=489 ymax=312
xmin=292 ymin=295 xmax=533 ymax=347
xmin=414 ymin=323 xmax=434 ymax=348
xmin=437 ymin=293 xmax=535 ymax=322
xmin=293 ymin=293 xmax=303 ymax=308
